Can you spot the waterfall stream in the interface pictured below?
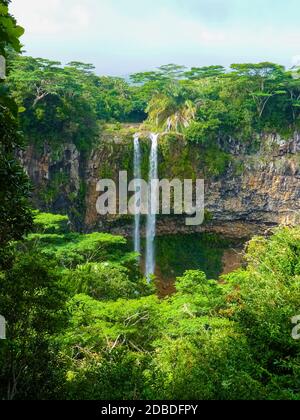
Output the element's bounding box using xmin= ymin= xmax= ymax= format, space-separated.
xmin=133 ymin=134 xmax=141 ymax=260
xmin=145 ymin=133 xmax=159 ymax=279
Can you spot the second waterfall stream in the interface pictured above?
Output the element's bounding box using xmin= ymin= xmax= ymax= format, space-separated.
xmin=145 ymin=133 xmax=159 ymax=279
xmin=133 ymin=134 xmax=141 ymax=260
xmin=133 ymin=133 xmax=159 ymax=281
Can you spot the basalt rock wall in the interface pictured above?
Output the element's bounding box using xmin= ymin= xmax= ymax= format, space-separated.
xmin=20 ymin=130 xmax=300 ymax=238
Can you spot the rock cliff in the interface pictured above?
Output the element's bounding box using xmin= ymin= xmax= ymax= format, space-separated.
xmin=20 ymin=130 xmax=300 ymax=238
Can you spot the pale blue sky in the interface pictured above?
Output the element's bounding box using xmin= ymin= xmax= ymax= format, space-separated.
xmin=10 ymin=0 xmax=300 ymax=75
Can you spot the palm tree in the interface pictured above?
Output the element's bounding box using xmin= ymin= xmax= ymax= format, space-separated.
xmin=146 ymin=88 xmax=197 ymax=133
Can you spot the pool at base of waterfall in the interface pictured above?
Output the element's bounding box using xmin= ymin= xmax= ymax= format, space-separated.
xmin=139 ymin=233 xmax=245 ymax=297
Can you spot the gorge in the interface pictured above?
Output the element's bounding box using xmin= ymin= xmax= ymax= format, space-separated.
xmin=2 ymin=0 xmax=300 ymax=400
xmin=19 ymin=128 xmax=300 ymax=285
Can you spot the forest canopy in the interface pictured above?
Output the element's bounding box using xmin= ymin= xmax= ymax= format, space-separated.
xmin=1 ymin=212 xmax=300 ymax=400
xmin=7 ymin=56 xmax=300 ymax=153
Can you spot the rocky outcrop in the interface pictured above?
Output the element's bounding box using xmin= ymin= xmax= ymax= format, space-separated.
xmin=20 ymin=130 xmax=300 ymax=238
xmin=206 ymin=154 xmax=300 ymax=227
xmin=20 ymin=142 xmax=83 ymax=226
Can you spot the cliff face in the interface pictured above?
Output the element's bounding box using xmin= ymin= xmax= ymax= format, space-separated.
xmin=21 ymin=131 xmax=300 ymax=238
xmin=20 ymin=143 xmax=84 ymax=227
xmin=206 ymin=153 xmax=300 ymax=226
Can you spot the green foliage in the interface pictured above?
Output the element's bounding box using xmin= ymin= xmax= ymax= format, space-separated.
xmin=0 ymin=0 xmax=32 ymax=263
xmin=148 ymin=317 xmax=263 ymax=400
xmin=202 ymin=146 xmax=231 ymax=177
xmin=7 ymin=56 xmax=99 ymax=153
xmin=222 ymin=226 xmax=300 ymax=399
xmin=6 ymin=55 xmax=300 ymax=192
xmin=0 ymin=251 xmax=67 ymax=399
xmin=0 ymin=208 xmax=151 ymax=399
xmin=26 ymin=212 xmax=131 ymax=269
xmin=57 ymin=293 xmax=161 ymax=400
xmin=96 ymin=76 xmax=146 ymax=122
xmin=184 ymin=120 xmax=221 ymax=144
xmin=63 ymin=261 xmax=151 ymax=301
xmin=147 ymin=93 xmax=196 ymax=132
xmin=6 ymin=56 xmax=300 ymax=158
xmin=135 ymin=61 xmax=300 ymax=144
xmin=58 ymin=226 xmax=300 ymax=400
xmin=176 ymin=270 xmax=214 ymax=294
xmin=2 ymin=8 xmax=300 ymax=399
xmin=27 ymin=231 xmax=127 ymax=268
xmin=33 ymin=211 xmax=69 ymax=233
xmin=7 ymin=56 xmax=147 ymax=153
xmin=184 ymin=65 xmax=225 ymax=80
xmin=1 ymin=212 xmax=300 ymax=400
xmin=0 ymin=1 xmax=24 ymax=56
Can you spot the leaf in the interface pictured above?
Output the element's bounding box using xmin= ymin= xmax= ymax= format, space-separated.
xmin=0 ymin=5 xmax=8 ymax=15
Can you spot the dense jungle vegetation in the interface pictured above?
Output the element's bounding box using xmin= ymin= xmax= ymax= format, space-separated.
xmin=1 ymin=0 xmax=300 ymax=400
xmin=7 ymin=53 xmax=300 ymax=155
xmin=1 ymin=212 xmax=300 ymax=400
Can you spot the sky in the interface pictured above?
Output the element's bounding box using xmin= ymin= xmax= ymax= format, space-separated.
xmin=10 ymin=0 xmax=300 ymax=76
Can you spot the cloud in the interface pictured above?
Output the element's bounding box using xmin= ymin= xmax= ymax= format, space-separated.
xmin=9 ymin=0 xmax=300 ymax=74
xmin=10 ymin=0 xmax=92 ymax=36
xmin=292 ymin=56 xmax=300 ymax=67
xmin=10 ymin=0 xmax=228 ymax=53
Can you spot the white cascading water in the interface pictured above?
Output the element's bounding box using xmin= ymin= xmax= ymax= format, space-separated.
xmin=145 ymin=133 xmax=159 ymax=279
xmin=133 ymin=134 xmax=142 ymax=260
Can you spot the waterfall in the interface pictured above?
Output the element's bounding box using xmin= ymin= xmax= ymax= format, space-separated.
xmin=133 ymin=134 xmax=142 ymax=260
xmin=145 ymin=133 xmax=159 ymax=279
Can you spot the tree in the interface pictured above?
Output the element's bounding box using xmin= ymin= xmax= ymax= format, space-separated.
xmin=130 ymin=64 xmax=186 ymax=85
xmin=0 ymin=0 xmax=32 ymax=262
xmin=0 ymin=1 xmax=24 ymax=56
xmin=184 ymin=65 xmax=225 ymax=80
xmin=223 ymin=227 xmax=300 ymax=399
xmin=146 ymin=81 xmax=198 ymax=133
xmin=284 ymin=75 xmax=300 ymax=122
xmin=230 ymin=63 xmax=287 ymax=118
xmin=157 ymin=64 xmax=187 ymax=80
xmin=8 ymin=56 xmax=100 ymax=152
xmin=0 ymin=251 xmax=67 ymax=399
xmin=147 ymin=93 xmax=196 ymax=132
